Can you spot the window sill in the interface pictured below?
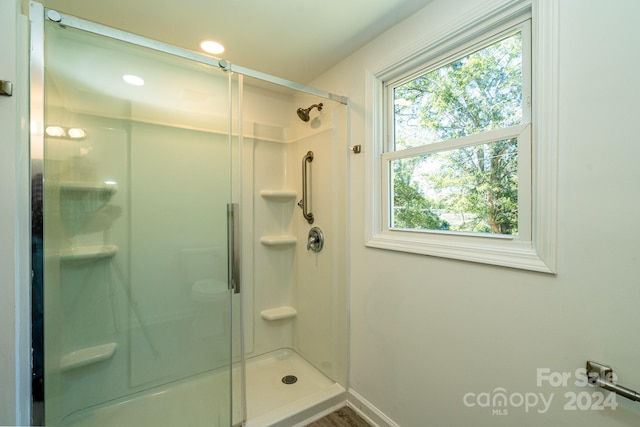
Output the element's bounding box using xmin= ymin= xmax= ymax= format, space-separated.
xmin=366 ymin=231 xmax=555 ymax=273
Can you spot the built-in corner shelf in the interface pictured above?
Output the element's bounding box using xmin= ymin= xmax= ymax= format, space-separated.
xmin=260 ymin=190 xmax=297 ymax=202
xmin=260 ymin=306 xmax=297 ymax=321
xmin=60 ymin=342 xmax=118 ymax=372
xmin=260 ymin=236 xmax=297 ymax=247
xmin=59 ymin=245 xmax=118 ymax=262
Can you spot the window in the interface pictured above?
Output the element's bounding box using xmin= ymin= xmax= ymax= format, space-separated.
xmin=387 ymin=24 xmax=530 ymax=236
xmin=366 ymin=1 xmax=558 ymax=273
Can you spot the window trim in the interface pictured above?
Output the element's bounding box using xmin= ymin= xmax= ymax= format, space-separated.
xmin=364 ymin=0 xmax=558 ymax=273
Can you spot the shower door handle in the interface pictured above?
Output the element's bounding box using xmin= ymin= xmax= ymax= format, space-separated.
xmin=299 ymin=151 xmax=314 ymax=224
xmin=227 ymin=203 xmax=240 ymax=294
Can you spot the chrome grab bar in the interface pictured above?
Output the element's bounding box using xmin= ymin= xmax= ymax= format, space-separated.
xmin=587 ymin=361 xmax=640 ymax=402
xmin=298 ymin=151 xmax=314 ymax=224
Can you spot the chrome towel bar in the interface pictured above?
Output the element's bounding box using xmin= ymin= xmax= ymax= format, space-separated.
xmin=298 ymin=151 xmax=314 ymax=224
xmin=587 ymin=361 xmax=640 ymax=402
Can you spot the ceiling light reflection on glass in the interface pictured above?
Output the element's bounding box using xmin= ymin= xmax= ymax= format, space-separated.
xmin=67 ymin=128 xmax=87 ymax=139
xmin=45 ymin=125 xmax=65 ymax=137
xmin=45 ymin=125 xmax=87 ymax=140
xmin=200 ymin=40 xmax=225 ymax=55
xmin=122 ymin=74 xmax=145 ymax=86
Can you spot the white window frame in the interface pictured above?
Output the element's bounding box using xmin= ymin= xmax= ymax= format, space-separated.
xmin=364 ymin=0 xmax=558 ymax=273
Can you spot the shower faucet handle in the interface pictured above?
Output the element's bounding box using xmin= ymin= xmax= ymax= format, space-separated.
xmin=307 ymin=236 xmax=315 ymax=250
xmin=307 ymin=227 xmax=324 ymax=253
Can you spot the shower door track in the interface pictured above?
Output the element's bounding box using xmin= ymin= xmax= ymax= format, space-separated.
xmin=31 ymin=2 xmax=348 ymax=106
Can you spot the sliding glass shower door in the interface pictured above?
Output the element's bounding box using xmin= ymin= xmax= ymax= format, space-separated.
xmin=32 ymin=8 xmax=237 ymax=426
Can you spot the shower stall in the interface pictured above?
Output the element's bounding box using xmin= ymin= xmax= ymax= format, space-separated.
xmin=29 ymin=3 xmax=348 ymax=426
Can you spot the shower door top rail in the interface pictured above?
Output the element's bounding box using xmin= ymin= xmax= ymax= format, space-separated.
xmin=230 ymin=64 xmax=348 ymax=105
xmin=40 ymin=6 xmax=223 ymax=70
xmin=34 ymin=3 xmax=348 ymax=106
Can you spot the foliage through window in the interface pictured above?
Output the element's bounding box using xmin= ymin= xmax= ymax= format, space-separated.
xmin=386 ymin=23 xmax=530 ymax=236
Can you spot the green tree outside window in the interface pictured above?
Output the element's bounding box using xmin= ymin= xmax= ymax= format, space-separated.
xmin=392 ymin=32 xmax=523 ymax=235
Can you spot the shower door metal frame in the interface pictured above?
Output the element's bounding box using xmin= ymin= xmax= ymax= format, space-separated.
xmin=31 ymin=2 xmax=348 ymax=106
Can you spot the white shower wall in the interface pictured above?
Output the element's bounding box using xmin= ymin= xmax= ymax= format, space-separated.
xmin=241 ymin=84 xmax=348 ymax=386
xmin=293 ymin=111 xmax=348 ymax=384
xmin=41 ymin=109 xmax=232 ymax=424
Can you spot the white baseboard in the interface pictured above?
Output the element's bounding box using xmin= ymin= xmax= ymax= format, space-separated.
xmin=347 ymin=388 xmax=401 ymax=427
xmin=290 ymin=400 xmax=347 ymax=427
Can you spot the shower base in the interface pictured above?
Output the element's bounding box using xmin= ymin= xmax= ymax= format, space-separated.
xmin=242 ymin=348 xmax=346 ymax=427
xmin=58 ymin=349 xmax=345 ymax=427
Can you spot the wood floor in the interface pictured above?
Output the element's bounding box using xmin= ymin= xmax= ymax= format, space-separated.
xmin=306 ymin=407 xmax=371 ymax=427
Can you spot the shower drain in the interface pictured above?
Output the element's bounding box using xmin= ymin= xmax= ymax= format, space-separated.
xmin=281 ymin=375 xmax=298 ymax=385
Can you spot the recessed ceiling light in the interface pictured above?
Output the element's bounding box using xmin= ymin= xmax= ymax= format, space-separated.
xmin=122 ymin=74 xmax=145 ymax=86
xmin=200 ymin=40 xmax=225 ymax=55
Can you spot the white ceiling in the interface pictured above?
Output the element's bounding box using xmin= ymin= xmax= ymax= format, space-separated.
xmin=41 ymin=0 xmax=434 ymax=84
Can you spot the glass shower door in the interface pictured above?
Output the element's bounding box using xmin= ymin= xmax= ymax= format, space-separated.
xmin=34 ymin=11 xmax=235 ymax=426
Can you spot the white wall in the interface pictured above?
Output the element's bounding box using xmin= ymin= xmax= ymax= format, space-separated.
xmin=312 ymin=0 xmax=640 ymax=425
